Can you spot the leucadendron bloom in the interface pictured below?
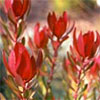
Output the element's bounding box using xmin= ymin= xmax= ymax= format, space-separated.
xmin=34 ymin=23 xmax=49 ymax=49
xmin=5 ymin=0 xmax=30 ymax=23
xmin=47 ymin=11 xmax=74 ymax=51
xmin=48 ymin=11 xmax=68 ymax=39
xmin=3 ymin=42 xmax=43 ymax=86
xmin=73 ymin=29 xmax=100 ymax=59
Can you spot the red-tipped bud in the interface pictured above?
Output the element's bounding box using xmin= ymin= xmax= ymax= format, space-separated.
xmin=34 ymin=23 xmax=49 ymax=49
xmin=47 ymin=11 xmax=69 ymax=39
xmin=5 ymin=0 xmax=30 ymax=22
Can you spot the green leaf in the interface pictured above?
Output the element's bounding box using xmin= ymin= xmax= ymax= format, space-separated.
xmin=24 ymin=90 xmax=29 ymax=98
xmin=22 ymin=37 xmax=25 ymax=45
xmin=80 ymin=84 xmax=88 ymax=93
xmin=67 ymin=52 xmax=76 ymax=67
xmin=4 ymin=76 xmax=22 ymax=99
xmin=17 ymin=22 xmax=23 ymax=38
xmin=1 ymin=35 xmax=10 ymax=54
xmin=77 ymin=84 xmax=88 ymax=100
xmin=0 ymin=17 xmax=14 ymax=41
xmin=17 ymin=21 xmax=26 ymax=38
xmin=84 ymin=61 xmax=94 ymax=73
xmin=78 ymin=94 xmax=83 ymax=100
xmin=33 ymin=86 xmax=43 ymax=100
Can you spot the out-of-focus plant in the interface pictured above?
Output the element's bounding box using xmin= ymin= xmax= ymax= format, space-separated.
xmin=0 ymin=0 xmax=100 ymax=100
xmin=53 ymin=0 xmax=97 ymax=14
xmin=53 ymin=0 xmax=70 ymax=13
xmin=97 ymin=0 xmax=100 ymax=6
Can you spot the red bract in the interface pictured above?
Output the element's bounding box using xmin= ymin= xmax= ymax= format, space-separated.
xmin=47 ymin=11 xmax=68 ymax=39
xmin=73 ymin=29 xmax=100 ymax=59
xmin=5 ymin=0 xmax=30 ymax=21
xmin=34 ymin=23 xmax=48 ymax=48
xmin=3 ymin=42 xmax=43 ymax=84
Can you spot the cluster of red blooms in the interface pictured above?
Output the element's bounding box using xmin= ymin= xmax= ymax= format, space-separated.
xmin=3 ymin=0 xmax=73 ymax=89
xmin=64 ymin=29 xmax=100 ymax=80
xmin=1 ymin=0 xmax=100 ymax=99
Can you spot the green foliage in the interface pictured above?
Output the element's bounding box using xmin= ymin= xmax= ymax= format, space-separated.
xmin=0 ymin=52 xmax=12 ymax=99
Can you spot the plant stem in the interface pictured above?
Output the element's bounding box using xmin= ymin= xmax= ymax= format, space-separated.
xmin=44 ymin=48 xmax=58 ymax=100
xmin=74 ymin=68 xmax=82 ymax=100
xmin=50 ymin=49 xmax=58 ymax=81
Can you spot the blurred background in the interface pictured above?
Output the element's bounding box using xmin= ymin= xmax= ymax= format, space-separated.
xmin=30 ymin=0 xmax=100 ymax=32
xmin=0 ymin=0 xmax=100 ymax=31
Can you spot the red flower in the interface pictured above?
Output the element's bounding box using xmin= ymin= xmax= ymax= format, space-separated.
xmin=47 ymin=11 xmax=68 ymax=39
xmin=3 ymin=42 xmax=43 ymax=84
xmin=34 ymin=23 xmax=48 ymax=48
xmin=5 ymin=0 xmax=30 ymax=21
xmin=73 ymin=29 xmax=100 ymax=58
